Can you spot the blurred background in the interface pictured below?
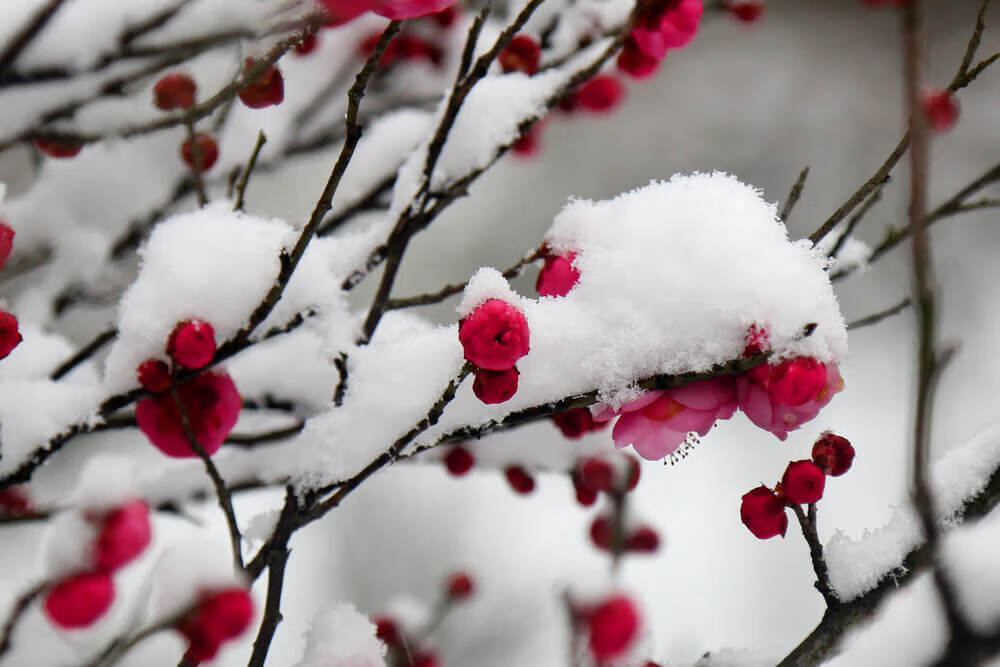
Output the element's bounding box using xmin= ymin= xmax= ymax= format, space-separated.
xmin=1 ymin=0 xmax=999 ymax=665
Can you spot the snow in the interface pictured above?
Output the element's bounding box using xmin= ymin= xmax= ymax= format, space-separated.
xmin=296 ymin=602 xmax=387 ymax=667
xmin=290 ymin=172 xmax=846 ymax=489
xmin=827 ymin=422 xmax=1000 ymax=601
xmin=102 ymin=204 xmax=353 ymax=394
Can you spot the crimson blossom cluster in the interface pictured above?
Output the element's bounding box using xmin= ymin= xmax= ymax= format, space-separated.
xmin=740 ymin=432 xmax=855 ymax=539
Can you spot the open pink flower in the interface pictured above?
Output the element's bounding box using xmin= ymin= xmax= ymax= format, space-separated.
xmin=594 ymin=377 xmax=737 ymax=460
xmin=737 ymin=360 xmax=843 ymax=440
xmin=631 ymin=0 xmax=703 ymax=61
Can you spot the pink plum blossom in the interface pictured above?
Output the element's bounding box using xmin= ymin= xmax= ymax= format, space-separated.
xmin=593 ymin=377 xmax=737 ymax=460
xmin=737 ymin=360 xmax=844 ymax=440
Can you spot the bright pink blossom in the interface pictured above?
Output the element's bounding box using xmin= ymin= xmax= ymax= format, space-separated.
xmin=135 ymin=371 xmax=242 ymax=458
xmin=44 ymin=572 xmax=115 ymax=629
xmin=631 ymin=0 xmax=703 ymax=61
xmin=93 ymin=500 xmax=152 ymax=573
xmin=458 ymin=298 xmax=530 ymax=370
xmin=737 ymin=360 xmax=843 ymax=440
xmin=586 ymin=595 xmax=640 ymax=660
xmin=594 ymin=377 xmax=737 ymax=461
xmin=536 ymin=252 xmax=580 ymax=297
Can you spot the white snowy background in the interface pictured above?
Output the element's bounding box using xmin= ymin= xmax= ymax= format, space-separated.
xmin=0 ymin=0 xmax=999 ymax=665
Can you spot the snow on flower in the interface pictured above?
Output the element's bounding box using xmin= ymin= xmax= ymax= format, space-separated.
xmin=286 ymin=172 xmax=846 ymax=486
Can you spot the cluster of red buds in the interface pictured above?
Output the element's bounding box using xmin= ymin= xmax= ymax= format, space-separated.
xmin=740 ymin=432 xmax=855 ymax=539
xmin=135 ymin=319 xmax=242 ymax=458
xmin=44 ymin=500 xmax=152 ymax=629
xmin=458 ymin=298 xmax=530 ymax=404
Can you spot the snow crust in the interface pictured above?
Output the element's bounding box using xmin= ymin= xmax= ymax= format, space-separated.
xmin=296 ymin=603 xmax=387 ymax=667
xmin=827 ymin=421 xmax=1000 ymax=601
xmin=103 ymin=204 xmax=353 ymax=393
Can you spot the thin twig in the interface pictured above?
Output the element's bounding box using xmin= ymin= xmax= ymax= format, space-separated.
xmin=300 ymin=363 xmax=473 ymax=525
xmin=0 ymin=582 xmax=45 ymax=659
xmin=847 ymin=298 xmax=912 ymax=331
xmin=780 ymin=166 xmax=810 ymax=223
xmin=902 ymin=0 xmax=974 ymax=651
xmin=238 ymin=20 xmax=402 ymax=344
xmin=386 ymin=247 xmax=544 ymax=310
xmin=184 ymin=120 xmax=207 ymax=207
xmin=829 ymin=180 xmax=886 ymax=259
xmin=790 ymin=504 xmax=839 ymax=609
xmin=167 ymin=384 xmax=243 ymax=572
xmin=233 ymin=131 xmax=267 ymax=212
xmin=0 ymin=0 xmax=68 ymax=74
xmin=50 ymin=328 xmax=118 ymax=380
xmin=245 ymin=488 xmax=298 ymax=666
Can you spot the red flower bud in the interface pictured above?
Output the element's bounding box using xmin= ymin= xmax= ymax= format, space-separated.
xmin=167 ymin=319 xmax=216 ymax=369
xmin=727 ymin=1 xmax=764 ymax=22
xmin=617 ymin=39 xmax=659 ymax=79
xmin=444 ymin=446 xmax=474 ymax=476
xmin=178 ymin=588 xmax=254 ymax=663
xmin=739 ymin=485 xmax=787 ymax=539
xmin=44 ymin=572 xmax=115 ymax=629
xmin=626 ymin=526 xmax=660 ymax=553
xmin=552 ymin=407 xmax=605 ymax=439
xmin=373 ymin=615 xmax=402 ymax=646
xmin=0 ymin=310 xmax=22 ymax=360
xmin=571 ymin=471 xmax=598 ymax=506
xmin=590 ymin=515 xmax=613 ymax=550
xmin=0 ymin=487 xmax=31 ymax=516
xmin=781 ymin=460 xmax=826 ymax=505
xmin=153 ymin=73 xmax=197 ymax=111
xmin=238 ymin=60 xmax=284 ymax=109
xmin=180 ymin=133 xmax=219 ymax=172
xmin=504 ymin=465 xmax=535 ymax=494
xmin=923 ymin=89 xmax=960 ymax=132
xmin=34 ymin=138 xmax=83 ymax=159
xmin=472 ymin=366 xmax=519 ymax=403
xmin=812 ymin=432 xmax=855 ymax=476
xmin=499 ymin=35 xmax=541 ymax=75
xmin=94 ymin=500 xmax=152 ymax=573
xmin=574 ymin=75 xmax=625 ymax=113
xmin=458 ymin=298 xmax=530 ymax=370
xmin=586 ymin=594 xmax=640 ymax=660
xmin=137 ymin=359 xmax=172 ymax=393
xmin=536 ymin=253 xmax=580 ymax=297
xmin=0 ymin=221 xmax=15 ymax=270
xmin=413 ymin=652 xmax=440 ymax=667
xmin=446 ymin=572 xmax=475 ymax=600
xmin=624 ymin=455 xmax=641 ymax=492
xmin=578 ymin=457 xmax=615 ymax=493
xmin=136 ymin=371 xmax=242 ymax=458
